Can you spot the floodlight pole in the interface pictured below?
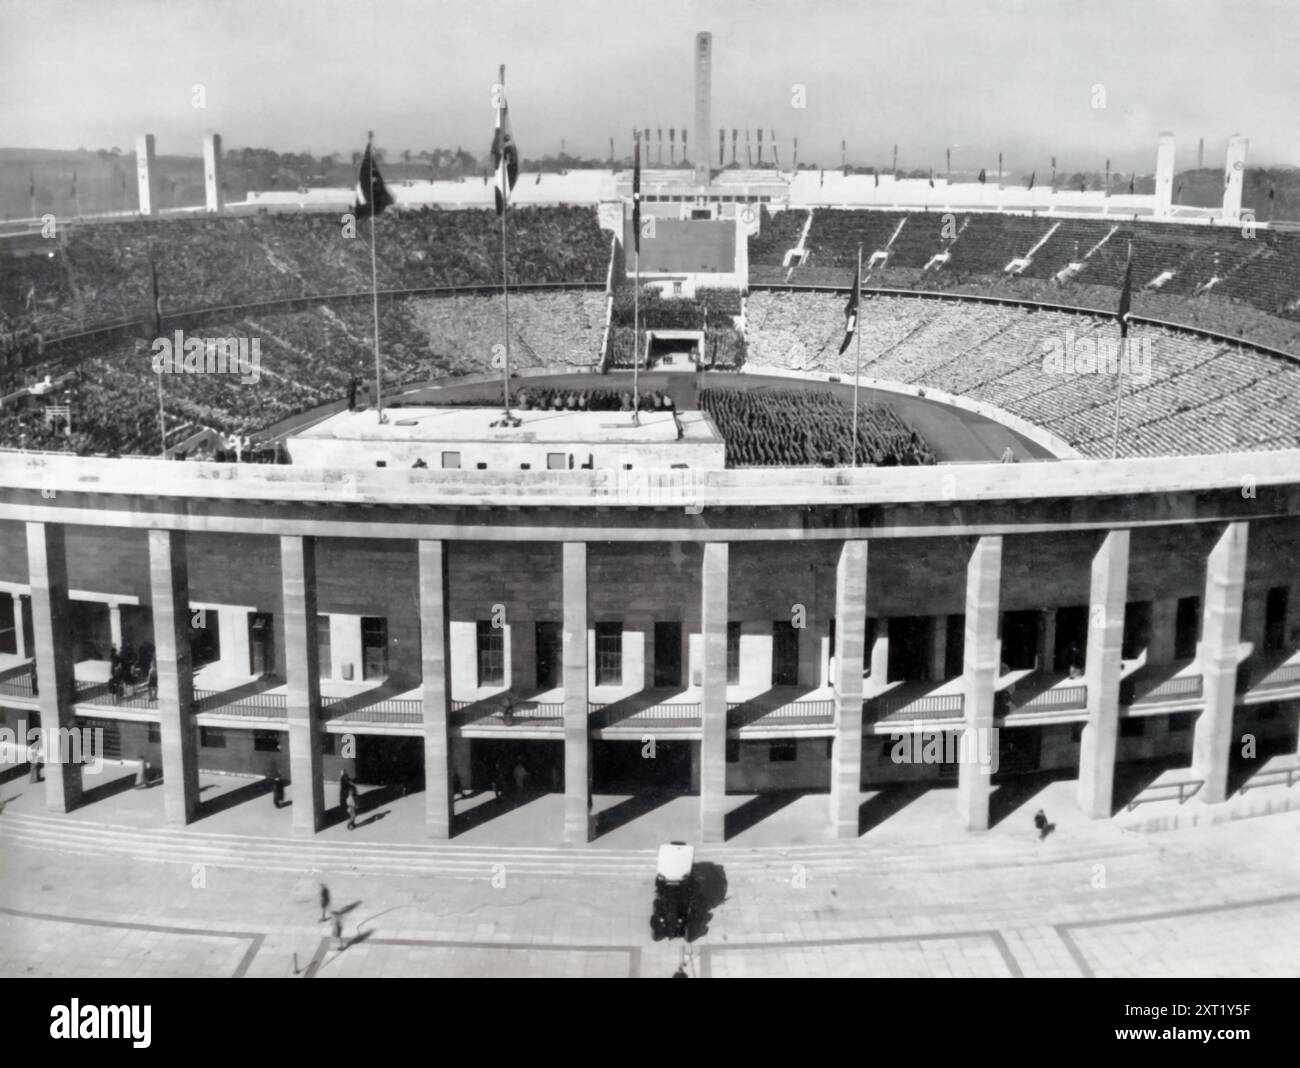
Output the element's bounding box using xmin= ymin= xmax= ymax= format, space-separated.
xmin=852 ymin=244 xmax=862 ymax=467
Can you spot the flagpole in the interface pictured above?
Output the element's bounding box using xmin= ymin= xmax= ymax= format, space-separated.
xmin=852 ymin=244 xmax=861 ymax=467
xmin=367 ymin=131 xmax=385 ymax=424
xmin=1110 ymin=241 xmax=1133 ymax=459
xmin=498 ymin=64 xmax=513 ymax=421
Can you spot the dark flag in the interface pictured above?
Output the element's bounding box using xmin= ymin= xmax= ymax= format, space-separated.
xmin=928 ymin=168 xmax=934 ymax=189
xmin=839 ymin=254 xmax=861 ymax=355
xmin=1129 ymin=174 xmax=1136 ymax=195
xmin=1027 ymin=171 xmax=1035 ymax=190
xmin=491 ymin=88 xmax=519 ymax=216
xmin=1117 ymin=242 xmax=1134 ymax=339
xmin=29 ymin=173 xmax=35 ymax=199
xmin=978 ymin=168 xmax=986 ymax=185
xmin=353 ymin=143 xmax=394 ymax=219
xmin=632 ymin=133 xmax=642 ymax=254
xmin=873 ymin=168 xmax=879 ymax=188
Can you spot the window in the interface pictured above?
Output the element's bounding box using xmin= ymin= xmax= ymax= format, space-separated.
xmin=441 ymin=451 xmax=461 ymax=470
xmin=726 ymin=622 xmax=741 ymax=685
xmin=200 ymin=727 xmax=226 ymax=749
xmin=147 ymin=724 xmax=160 ymax=744
xmin=476 ymin=462 xmax=487 ymax=470
xmin=595 ymin=622 xmax=622 ymax=686
xmin=547 ymin=452 xmax=567 ymax=471
xmin=1120 ymin=717 xmax=1146 ymax=738
xmin=316 ymin=615 xmax=331 ymax=679
xmin=253 ymin=730 xmax=281 ymax=752
xmin=772 ymin=621 xmax=799 ymax=686
xmin=672 ymin=281 xmax=683 ymax=296
xmin=726 ymin=740 xmax=739 ymax=763
xmin=769 ymin=740 xmax=797 ymax=762
xmin=361 ymin=617 xmax=387 ymax=680
xmin=477 ymin=620 xmax=504 ymax=687
xmin=520 ymin=463 xmax=531 ymax=470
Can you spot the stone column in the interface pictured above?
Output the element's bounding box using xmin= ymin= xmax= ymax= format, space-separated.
xmin=562 ymin=543 xmax=589 ymax=845
xmin=831 ymin=541 xmax=868 ymax=838
xmin=929 ymin=614 xmax=948 ymax=682
xmin=1037 ymin=608 xmax=1057 ymax=673
xmin=700 ymin=542 xmax=729 ymax=843
xmin=281 ymin=536 xmax=324 ymax=834
xmin=148 ymin=530 xmax=200 ymax=826
xmin=12 ymin=593 xmax=27 ymax=659
xmin=1076 ymin=530 xmax=1130 ymax=819
xmin=957 ymin=537 xmax=1001 ymax=831
xmin=870 ymin=618 xmax=890 ymax=682
xmin=419 ymin=540 xmax=453 ymax=839
xmin=108 ymin=603 xmax=123 ymax=653
xmin=1193 ymin=522 xmax=1248 ymax=804
xmin=26 ymin=523 xmax=81 ymax=813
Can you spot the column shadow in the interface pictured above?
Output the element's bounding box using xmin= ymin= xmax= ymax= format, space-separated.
xmin=858 ymin=783 xmax=929 ymax=835
xmin=723 ymin=789 xmax=806 ymax=839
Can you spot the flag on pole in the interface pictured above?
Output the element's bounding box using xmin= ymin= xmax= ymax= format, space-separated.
xmin=353 ymin=142 xmax=394 ymax=219
xmin=1026 ymin=171 xmax=1035 ymax=190
xmin=29 ymin=173 xmax=35 ymax=198
xmin=491 ymin=85 xmax=519 ymax=216
xmin=632 ymin=132 xmax=642 ymax=254
xmin=839 ymin=253 xmax=861 ymax=355
xmin=1117 ymin=242 xmax=1134 ymax=338
xmin=978 ymin=168 xmax=986 ymax=185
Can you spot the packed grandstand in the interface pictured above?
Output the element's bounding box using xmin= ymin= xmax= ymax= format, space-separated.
xmin=3 ymin=201 xmax=1300 ymax=461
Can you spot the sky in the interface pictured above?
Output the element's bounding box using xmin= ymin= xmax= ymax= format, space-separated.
xmin=1 ymin=0 xmax=1298 ymax=173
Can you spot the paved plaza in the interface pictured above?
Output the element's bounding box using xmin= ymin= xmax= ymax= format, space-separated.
xmin=2 ymin=760 xmax=1299 ymax=978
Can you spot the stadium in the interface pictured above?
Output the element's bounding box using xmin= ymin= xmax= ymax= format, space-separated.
xmin=2 ymin=28 xmax=1299 ymax=867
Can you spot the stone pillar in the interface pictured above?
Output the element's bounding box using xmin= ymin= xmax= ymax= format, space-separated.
xmin=870 ymin=618 xmax=890 ymax=682
xmin=929 ymin=615 xmax=948 ymax=682
xmin=203 ymin=132 xmax=225 ymax=214
xmin=135 ymin=133 xmax=160 ymax=216
xmin=1154 ymin=132 xmax=1176 ymax=218
xmin=957 ymin=537 xmax=1001 ymax=831
xmin=148 ymin=530 xmax=200 ymax=826
xmin=108 ymin=604 xmax=123 ymax=653
xmin=1221 ymin=135 xmax=1249 ymax=224
xmin=281 ymin=536 xmax=324 ymax=834
xmin=1148 ymin=598 xmax=1179 ymax=664
xmin=419 ymin=540 xmax=453 ymax=839
xmin=700 ymin=542 xmax=729 ymax=843
xmin=1037 ymin=608 xmax=1057 ymax=673
xmin=26 ymin=523 xmax=81 ymax=813
xmin=12 ymin=593 xmax=27 ymax=660
xmin=562 ymin=543 xmax=589 ymax=845
xmin=831 ymin=541 xmax=867 ymax=838
xmin=1193 ymin=522 xmax=1248 ymax=804
xmin=1076 ymin=531 xmax=1130 ymax=819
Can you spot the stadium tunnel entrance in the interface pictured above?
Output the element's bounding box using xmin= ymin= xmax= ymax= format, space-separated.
xmin=469 ymin=739 xmax=565 ymax=796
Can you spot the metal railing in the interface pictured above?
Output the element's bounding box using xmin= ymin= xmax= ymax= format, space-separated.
xmin=1239 ymin=764 xmax=1300 ymax=793
xmin=0 ymin=665 xmax=35 ymax=698
xmin=590 ymin=701 xmax=702 ymax=723
xmin=872 ymin=691 xmax=965 ymax=720
xmin=727 ymin=697 xmax=835 ymax=726
xmin=193 ymin=688 xmax=288 ymax=718
xmin=1002 ymin=684 xmax=1087 ymax=715
xmin=1125 ymin=778 xmax=1204 ymax=811
xmin=1123 ymin=674 xmax=1203 ymax=706
xmin=1242 ymin=662 xmax=1300 ymax=694
xmin=324 ymin=696 xmax=423 ymax=724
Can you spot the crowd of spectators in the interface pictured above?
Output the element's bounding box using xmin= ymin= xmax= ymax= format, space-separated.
xmin=699 ymin=386 xmax=936 ymax=467
xmin=744 ymin=289 xmax=1300 ymax=458
xmin=748 ymin=209 xmax=1300 ymax=355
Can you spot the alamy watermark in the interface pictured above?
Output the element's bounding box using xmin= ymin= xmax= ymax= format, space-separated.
xmin=151 ymin=332 xmax=261 ymax=384
xmin=890 ymin=727 xmax=999 ymax=774
xmin=1041 ymin=330 xmax=1152 ymax=383
xmin=0 ymin=720 xmax=104 ymax=773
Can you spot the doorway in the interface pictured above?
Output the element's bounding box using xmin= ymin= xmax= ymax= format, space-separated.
xmin=536 ymin=621 xmax=561 ymax=689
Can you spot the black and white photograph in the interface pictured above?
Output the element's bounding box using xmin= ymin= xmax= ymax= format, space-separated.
xmin=0 ymin=0 xmax=1298 ymax=1009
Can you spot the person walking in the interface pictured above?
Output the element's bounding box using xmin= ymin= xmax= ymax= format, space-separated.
xmin=318 ymin=883 xmax=331 ymax=922
xmin=270 ymin=772 xmax=285 ymax=809
xmin=513 ymin=761 xmax=528 ymax=795
xmin=331 ymin=912 xmax=345 ymax=951
xmin=27 ymin=735 xmax=42 ymax=783
xmin=346 ymin=788 xmax=359 ymax=831
xmin=338 ymin=769 xmax=353 ymax=812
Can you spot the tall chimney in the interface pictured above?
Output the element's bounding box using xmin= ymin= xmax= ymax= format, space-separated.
xmin=203 ymin=131 xmax=225 ymax=214
xmin=694 ymin=32 xmax=712 ymax=186
xmin=1222 ymin=134 xmax=1249 ymax=223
